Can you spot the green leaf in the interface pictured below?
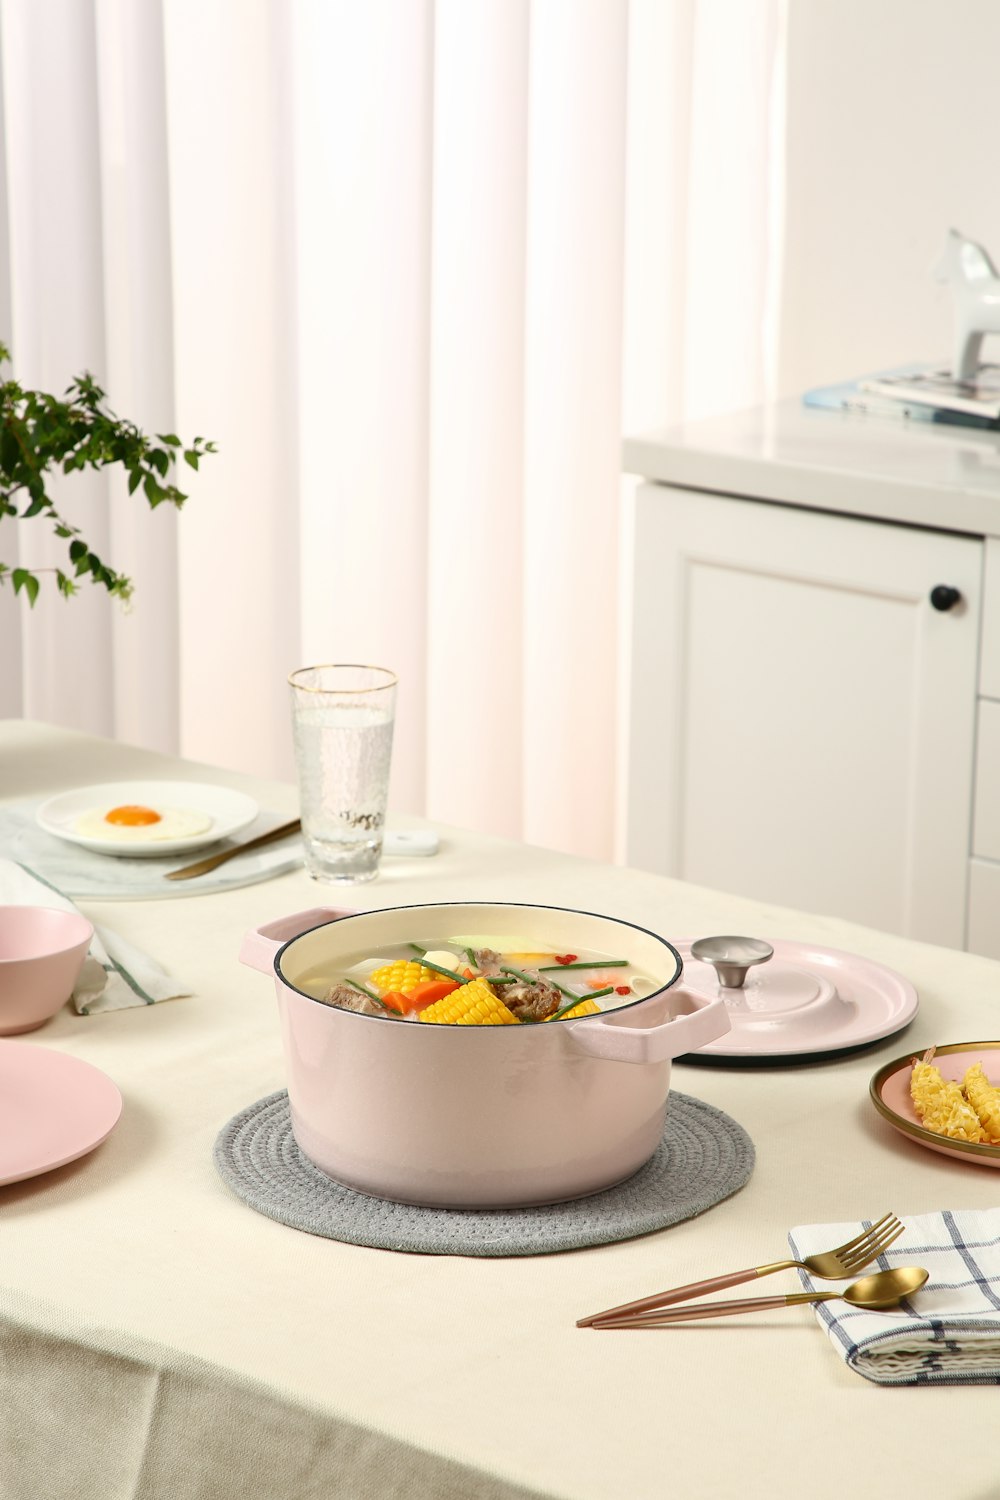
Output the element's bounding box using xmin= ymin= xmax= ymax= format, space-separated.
xmin=0 ymin=345 xmax=215 ymax=605
xmin=12 ymin=568 xmax=39 ymax=605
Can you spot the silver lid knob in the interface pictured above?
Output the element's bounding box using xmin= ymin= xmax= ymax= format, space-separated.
xmin=690 ymin=935 xmax=774 ymax=989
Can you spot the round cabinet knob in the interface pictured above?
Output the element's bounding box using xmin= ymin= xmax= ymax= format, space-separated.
xmin=930 ymin=585 xmax=962 ymax=612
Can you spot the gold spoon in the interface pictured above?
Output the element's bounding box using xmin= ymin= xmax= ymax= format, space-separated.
xmin=589 ymin=1266 xmax=928 ymax=1327
xmin=164 ymin=819 xmax=301 ymax=881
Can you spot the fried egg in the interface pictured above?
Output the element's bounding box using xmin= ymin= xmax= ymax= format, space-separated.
xmin=74 ymin=803 xmax=213 ymax=843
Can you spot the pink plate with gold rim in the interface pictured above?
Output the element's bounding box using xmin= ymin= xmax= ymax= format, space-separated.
xmin=870 ymin=1041 xmax=1000 ymax=1168
xmin=0 ymin=1041 xmax=123 ymax=1186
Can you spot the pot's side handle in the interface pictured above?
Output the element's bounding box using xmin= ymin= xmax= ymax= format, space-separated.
xmin=239 ymin=907 xmax=358 ymax=975
xmin=565 ymin=987 xmax=730 ymax=1065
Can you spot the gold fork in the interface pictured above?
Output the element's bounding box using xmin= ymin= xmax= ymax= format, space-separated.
xmin=576 ymin=1212 xmax=904 ymax=1328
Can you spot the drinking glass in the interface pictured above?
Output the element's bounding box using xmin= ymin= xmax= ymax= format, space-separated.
xmin=288 ymin=664 xmax=398 ymax=884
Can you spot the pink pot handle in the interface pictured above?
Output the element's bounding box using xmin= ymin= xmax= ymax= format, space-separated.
xmin=565 ymin=986 xmax=729 ymax=1065
xmin=239 ymin=906 xmax=358 ymax=975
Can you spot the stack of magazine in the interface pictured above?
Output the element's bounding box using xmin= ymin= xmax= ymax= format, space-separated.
xmin=803 ymin=362 xmax=1000 ymax=431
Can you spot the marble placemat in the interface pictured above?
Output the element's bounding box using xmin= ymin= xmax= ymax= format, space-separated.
xmin=0 ymin=801 xmax=302 ymax=901
xmin=214 ymin=1089 xmax=755 ymax=1256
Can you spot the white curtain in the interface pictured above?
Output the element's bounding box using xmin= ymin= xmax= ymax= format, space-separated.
xmin=0 ymin=0 xmax=783 ymax=862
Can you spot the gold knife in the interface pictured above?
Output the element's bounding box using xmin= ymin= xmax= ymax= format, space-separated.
xmin=165 ymin=818 xmax=302 ymax=881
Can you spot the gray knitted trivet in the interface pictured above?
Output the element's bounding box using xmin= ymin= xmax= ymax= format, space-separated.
xmin=213 ymin=1090 xmax=755 ymax=1256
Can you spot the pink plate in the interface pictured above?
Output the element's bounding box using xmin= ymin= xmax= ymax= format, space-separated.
xmin=870 ymin=1042 xmax=1000 ymax=1168
xmin=675 ymin=937 xmax=919 ymax=1059
xmin=0 ymin=1040 xmax=123 ymax=1186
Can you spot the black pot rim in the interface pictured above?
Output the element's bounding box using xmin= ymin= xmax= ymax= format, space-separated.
xmin=273 ymin=899 xmax=684 ymax=1030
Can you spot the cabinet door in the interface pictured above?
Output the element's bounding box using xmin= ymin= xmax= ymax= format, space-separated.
xmin=625 ymin=485 xmax=983 ymax=946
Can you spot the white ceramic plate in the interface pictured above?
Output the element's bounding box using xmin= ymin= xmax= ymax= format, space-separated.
xmin=36 ymin=780 xmax=259 ymax=858
xmin=0 ymin=1042 xmax=123 ymax=1186
xmin=870 ymin=1042 xmax=1000 ymax=1168
xmin=674 ymin=936 xmax=919 ymax=1060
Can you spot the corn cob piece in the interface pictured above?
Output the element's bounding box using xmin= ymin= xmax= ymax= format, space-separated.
xmin=963 ymin=1062 xmax=1000 ymax=1144
xmin=369 ymin=960 xmax=445 ymax=998
xmin=419 ymin=977 xmax=519 ymax=1026
xmin=543 ymin=996 xmax=601 ymax=1020
xmin=910 ymin=1049 xmax=985 ymax=1142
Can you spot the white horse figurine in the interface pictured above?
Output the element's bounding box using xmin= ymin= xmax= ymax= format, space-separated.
xmin=933 ymin=228 xmax=1000 ymax=382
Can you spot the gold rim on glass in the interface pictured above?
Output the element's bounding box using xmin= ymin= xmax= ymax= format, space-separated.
xmin=869 ymin=1040 xmax=1000 ymax=1160
xmin=288 ymin=664 xmax=398 ymax=694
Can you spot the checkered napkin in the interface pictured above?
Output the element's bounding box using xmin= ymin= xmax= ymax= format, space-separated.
xmin=788 ymin=1210 xmax=1000 ymax=1385
xmin=0 ymin=858 xmax=192 ymax=1014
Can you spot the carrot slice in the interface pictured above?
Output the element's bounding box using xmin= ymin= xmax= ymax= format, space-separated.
xmin=379 ymin=991 xmax=415 ymax=1014
xmin=408 ymin=979 xmax=460 ymax=1009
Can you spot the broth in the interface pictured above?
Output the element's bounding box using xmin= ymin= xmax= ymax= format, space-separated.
xmin=299 ymin=933 xmax=661 ymax=1024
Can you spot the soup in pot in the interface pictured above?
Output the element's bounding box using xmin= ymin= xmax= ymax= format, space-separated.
xmin=301 ymin=935 xmax=661 ymax=1025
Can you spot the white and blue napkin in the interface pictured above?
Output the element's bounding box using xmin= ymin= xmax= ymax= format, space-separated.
xmin=0 ymin=858 xmax=192 ymax=1014
xmin=788 ymin=1209 xmax=1000 ymax=1385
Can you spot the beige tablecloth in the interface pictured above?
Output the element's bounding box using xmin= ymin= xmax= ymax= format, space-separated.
xmin=1 ymin=720 xmax=999 ymax=1500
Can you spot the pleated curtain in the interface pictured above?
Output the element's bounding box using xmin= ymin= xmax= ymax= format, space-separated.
xmin=0 ymin=0 xmax=782 ymax=862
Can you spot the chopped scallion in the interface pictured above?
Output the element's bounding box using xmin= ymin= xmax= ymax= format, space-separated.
xmin=420 ymin=956 xmax=466 ymax=983
xmin=537 ymin=959 xmax=629 ymax=971
xmin=549 ymin=985 xmax=615 ymax=1021
xmin=501 ymin=964 xmax=575 ymax=1001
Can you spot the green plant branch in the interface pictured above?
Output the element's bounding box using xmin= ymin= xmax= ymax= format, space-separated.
xmin=0 ymin=344 xmax=216 ymax=605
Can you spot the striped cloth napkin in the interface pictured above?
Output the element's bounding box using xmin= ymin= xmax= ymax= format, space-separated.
xmin=788 ymin=1210 xmax=1000 ymax=1385
xmin=0 ymin=858 xmax=192 ymax=1014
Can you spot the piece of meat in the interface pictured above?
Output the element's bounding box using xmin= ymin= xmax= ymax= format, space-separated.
xmin=322 ymin=982 xmax=389 ymax=1018
xmin=474 ymin=947 xmax=504 ymax=976
xmin=503 ymin=979 xmax=562 ymax=1023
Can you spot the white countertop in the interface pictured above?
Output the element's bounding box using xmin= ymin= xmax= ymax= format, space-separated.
xmin=3 ymin=720 xmax=1000 ymax=1499
xmin=624 ymin=399 xmax=1000 ymax=536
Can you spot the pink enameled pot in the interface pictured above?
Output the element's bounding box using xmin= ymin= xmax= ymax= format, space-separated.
xmin=240 ymin=902 xmax=731 ymax=1208
xmin=0 ymin=905 xmax=93 ymax=1035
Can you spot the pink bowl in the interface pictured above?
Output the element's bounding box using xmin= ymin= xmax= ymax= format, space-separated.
xmin=0 ymin=906 xmax=94 ymax=1034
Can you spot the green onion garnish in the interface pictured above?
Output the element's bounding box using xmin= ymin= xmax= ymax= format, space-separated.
xmin=420 ymin=956 xmax=466 ymax=983
xmin=500 ymin=964 xmax=539 ymax=984
xmin=501 ymin=965 xmax=575 ymax=1001
xmin=537 ymin=959 xmax=629 ymax=971
xmin=549 ymin=986 xmax=615 ymax=1021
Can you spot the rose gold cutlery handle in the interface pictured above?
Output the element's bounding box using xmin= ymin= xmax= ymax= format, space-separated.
xmin=576 ymin=1263 xmax=794 ymax=1327
xmin=165 ymin=819 xmax=302 ymax=881
xmin=591 ymin=1291 xmax=828 ymax=1327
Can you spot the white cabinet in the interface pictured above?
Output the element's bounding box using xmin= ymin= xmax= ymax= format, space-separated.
xmin=625 ymin=484 xmax=983 ymax=948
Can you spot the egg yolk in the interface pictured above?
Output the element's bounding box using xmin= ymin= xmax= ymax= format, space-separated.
xmin=104 ymin=804 xmax=162 ymax=827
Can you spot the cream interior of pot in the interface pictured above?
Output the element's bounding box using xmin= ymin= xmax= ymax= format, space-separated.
xmin=277 ymin=902 xmax=682 ymax=1017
